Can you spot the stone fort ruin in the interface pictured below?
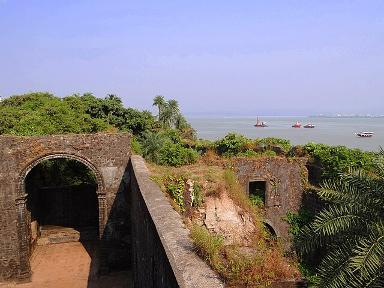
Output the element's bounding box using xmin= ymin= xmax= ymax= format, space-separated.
xmin=0 ymin=133 xmax=308 ymax=287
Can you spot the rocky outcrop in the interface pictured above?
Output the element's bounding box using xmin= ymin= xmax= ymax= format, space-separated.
xmin=204 ymin=193 xmax=256 ymax=245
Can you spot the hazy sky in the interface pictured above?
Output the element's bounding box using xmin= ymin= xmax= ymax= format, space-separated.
xmin=1 ymin=1 xmax=383 ymax=116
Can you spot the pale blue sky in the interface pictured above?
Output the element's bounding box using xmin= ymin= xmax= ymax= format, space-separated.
xmin=0 ymin=1 xmax=383 ymax=116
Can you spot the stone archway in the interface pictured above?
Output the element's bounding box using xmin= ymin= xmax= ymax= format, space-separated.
xmin=0 ymin=133 xmax=131 ymax=281
xmin=15 ymin=153 xmax=107 ymax=279
xmin=263 ymin=219 xmax=279 ymax=238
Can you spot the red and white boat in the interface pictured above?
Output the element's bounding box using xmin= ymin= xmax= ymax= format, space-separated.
xmin=292 ymin=121 xmax=301 ymax=128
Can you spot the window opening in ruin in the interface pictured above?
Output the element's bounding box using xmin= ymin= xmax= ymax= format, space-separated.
xmin=249 ymin=180 xmax=267 ymax=205
xmin=25 ymin=158 xmax=99 ymax=251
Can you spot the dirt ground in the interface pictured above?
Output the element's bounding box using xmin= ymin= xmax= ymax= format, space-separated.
xmin=0 ymin=242 xmax=132 ymax=288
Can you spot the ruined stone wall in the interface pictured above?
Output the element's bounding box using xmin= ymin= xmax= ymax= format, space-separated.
xmin=129 ymin=155 xmax=224 ymax=288
xmin=234 ymin=157 xmax=308 ymax=241
xmin=0 ymin=133 xmax=131 ymax=281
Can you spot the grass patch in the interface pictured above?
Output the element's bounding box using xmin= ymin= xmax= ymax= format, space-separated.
xmin=190 ymin=224 xmax=300 ymax=287
xmin=191 ymin=224 xmax=224 ymax=270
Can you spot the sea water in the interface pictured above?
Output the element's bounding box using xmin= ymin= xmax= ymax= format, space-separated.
xmin=188 ymin=116 xmax=384 ymax=152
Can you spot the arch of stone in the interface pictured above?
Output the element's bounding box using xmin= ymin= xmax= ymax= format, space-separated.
xmin=0 ymin=133 xmax=131 ymax=282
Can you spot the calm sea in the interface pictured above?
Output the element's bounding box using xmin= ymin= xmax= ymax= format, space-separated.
xmin=188 ymin=117 xmax=384 ymax=152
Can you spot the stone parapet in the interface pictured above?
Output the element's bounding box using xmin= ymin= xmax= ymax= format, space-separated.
xmin=129 ymin=155 xmax=224 ymax=288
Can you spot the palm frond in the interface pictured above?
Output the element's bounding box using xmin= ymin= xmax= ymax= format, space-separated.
xmin=312 ymin=204 xmax=368 ymax=237
xmin=350 ymin=222 xmax=384 ymax=278
xmin=317 ymin=243 xmax=356 ymax=288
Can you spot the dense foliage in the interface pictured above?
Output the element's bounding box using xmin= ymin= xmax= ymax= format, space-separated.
xmin=213 ymin=133 xmax=290 ymax=157
xmin=0 ymin=92 xmax=155 ymax=136
xmin=297 ymin=152 xmax=384 ymax=288
xmin=0 ymin=92 xmax=197 ymax=167
xmin=304 ymin=142 xmax=376 ymax=180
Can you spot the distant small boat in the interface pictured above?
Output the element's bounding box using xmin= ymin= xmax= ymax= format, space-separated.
xmin=304 ymin=123 xmax=315 ymax=128
xmin=254 ymin=117 xmax=268 ymax=127
xmin=356 ymin=132 xmax=374 ymax=137
xmin=292 ymin=121 xmax=301 ymax=128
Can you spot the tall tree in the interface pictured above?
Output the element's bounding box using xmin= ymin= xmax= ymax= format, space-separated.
xmin=153 ymin=95 xmax=165 ymax=121
xmin=297 ymin=152 xmax=384 ymax=288
xmin=167 ymin=99 xmax=180 ymax=127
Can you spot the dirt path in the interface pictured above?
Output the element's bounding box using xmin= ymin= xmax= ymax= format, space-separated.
xmin=1 ymin=242 xmax=131 ymax=288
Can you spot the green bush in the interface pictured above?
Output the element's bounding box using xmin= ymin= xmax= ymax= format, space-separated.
xmin=304 ymin=142 xmax=375 ymax=179
xmin=249 ymin=194 xmax=264 ymax=208
xmin=191 ymin=182 xmax=204 ymax=207
xmin=158 ymin=142 xmax=199 ymax=166
xmin=238 ymin=149 xmax=259 ymax=157
xmin=262 ymin=150 xmax=277 ymax=157
xmin=163 ymin=175 xmax=185 ymax=211
xmin=255 ymin=137 xmax=292 ymax=153
xmin=214 ymin=133 xmax=250 ymax=156
xmin=131 ymin=136 xmax=142 ymax=155
xmin=284 ymin=210 xmax=314 ymax=236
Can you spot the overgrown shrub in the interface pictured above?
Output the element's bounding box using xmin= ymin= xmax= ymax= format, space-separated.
xmin=130 ymin=136 xmax=142 ymax=155
xmin=190 ymin=224 xmax=301 ymax=287
xmin=191 ymin=182 xmax=203 ymax=207
xmin=304 ymin=142 xmax=375 ymax=179
xmin=163 ymin=175 xmax=185 ymax=211
xmin=284 ymin=209 xmax=314 ymax=236
xmin=249 ymin=194 xmax=264 ymax=208
xmin=214 ymin=133 xmax=250 ymax=156
xmin=158 ymin=142 xmax=199 ymax=166
xmin=255 ymin=137 xmax=292 ymax=153
xmin=191 ymin=224 xmax=224 ymax=269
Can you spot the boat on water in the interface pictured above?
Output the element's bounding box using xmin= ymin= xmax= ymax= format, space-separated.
xmin=304 ymin=123 xmax=315 ymax=128
xmin=254 ymin=117 xmax=268 ymax=127
xmin=292 ymin=121 xmax=301 ymax=128
xmin=356 ymin=132 xmax=374 ymax=137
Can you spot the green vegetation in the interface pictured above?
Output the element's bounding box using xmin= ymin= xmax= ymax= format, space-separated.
xmin=249 ymin=194 xmax=264 ymax=208
xmin=296 ymin=152 xmax=384 ymax=288
xmin=191 ymin=224 xmax=224 ymax=268
xmin=26 ymin=158 xmax=97 ymax=187
xmin=190 ymin=223 xmax=300 ymax=287
xmin=284 ymin=209 xmax=315 ymax=237
xmin=0 ymin=92 xmax=154 ymax=136
xmin=163 ymin=175 xmax=186 ymax=211
xmin=213 ymin=133 xmax=291 ymax=157
xmin=3 ymin=91 xmax=383 ymax=287
xmin=304 ymin=142 xmax=376 ymax=180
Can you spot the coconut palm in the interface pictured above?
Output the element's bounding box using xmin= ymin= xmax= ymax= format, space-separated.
xmin=153 ymin=95 xmax=165 ymax=121
xmin=297 ymin=152 xmax=384 ymax=288
xmin=161 ymin=99 xmax=180 ymax=128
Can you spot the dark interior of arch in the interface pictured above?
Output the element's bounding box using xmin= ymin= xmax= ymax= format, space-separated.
xmin=25 ymin=158 xmax=99 ymax=245
xmin=264 ymin=223 xmax=277 ymax=238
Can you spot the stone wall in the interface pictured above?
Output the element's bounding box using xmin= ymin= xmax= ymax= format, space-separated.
xmin=234 ymin=157 xmax=308 ymax=241
xmin=0 ymin=133 xmax=131 ymax=281
xmin=129 ymin=155 xmax=224 ymax=288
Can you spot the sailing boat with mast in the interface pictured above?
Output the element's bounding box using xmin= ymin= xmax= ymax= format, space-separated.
xmin=254 ymin=116 xmax=268 ymax=127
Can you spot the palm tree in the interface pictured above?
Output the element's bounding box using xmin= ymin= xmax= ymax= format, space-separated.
xmin=153 ymin=95 xmax=165 ymax=121
xmin=297 ymin=153 xmax=384 ymax=287
xmin=167 ymin=99 xmax=180 ymax=126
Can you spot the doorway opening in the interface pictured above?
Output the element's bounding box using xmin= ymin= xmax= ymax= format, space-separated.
xmin=25 ymin=158 xmax=99 ymax=251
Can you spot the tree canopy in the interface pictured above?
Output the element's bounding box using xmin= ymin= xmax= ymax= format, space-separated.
xmin=0 ymin=92 xmax=155 ymax=136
